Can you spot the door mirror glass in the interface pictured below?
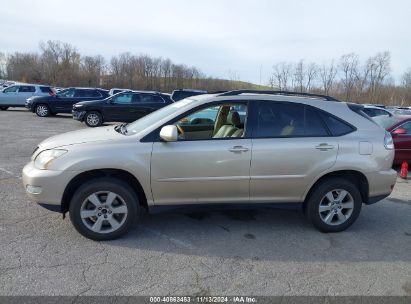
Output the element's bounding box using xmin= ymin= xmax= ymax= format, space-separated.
xmin=392 ymin=128 xmax=407 ymax=135
xmin=160 ymin=125 xmax=178 ymax=142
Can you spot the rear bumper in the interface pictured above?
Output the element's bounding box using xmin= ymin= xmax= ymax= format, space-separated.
xmin=365 ymin=169 xmax=397 ymax=204
xmin=72 ymin=110 xmax=86 ymax=121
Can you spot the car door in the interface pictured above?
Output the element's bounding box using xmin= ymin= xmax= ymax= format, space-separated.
xmin=250 ymin=101 xmax=338 ymax=203
xmin=17 ymin=85 xmax=36 ymax=105
xmin=53 ymin=88 xmax=76 ymax=112
xmin=150 ymin=101 xmax=251 ymax=205
xmin=105 ymin=92 xmax=136 ymax=122
xmin=130 ymin=93 xmax=167 ymax=121
xmin=0 ymin=85 xmax=20 ymax=105
xmin=392 ymin=121 xmax=411 ymax=163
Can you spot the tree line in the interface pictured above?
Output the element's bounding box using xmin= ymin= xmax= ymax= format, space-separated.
xmin=268 ymin=52 xmax=411 ymax=106
xmin=0 ymin=40 xmax=259 ymax=93
xmin=1 ymin=41 xmax=410 ymax=105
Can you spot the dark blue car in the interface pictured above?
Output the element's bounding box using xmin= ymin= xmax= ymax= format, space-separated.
xmin=26 ymin=87 xmax=109 ymax=117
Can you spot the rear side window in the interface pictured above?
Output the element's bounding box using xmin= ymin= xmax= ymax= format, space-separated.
xmin=19 ymin=86 xmax=35 ymax=93
xmin=320 ymin=112 xmax=355 ymax=136
xmin=75 ymin=89 xmax=102 ymax=98
xmin=40 ymin=86 xmax=53 ymax=93
xmin=136 ymin=94 xmax=164 ymax=103
xmin=254 ymin=101 xmax=329 ymax=138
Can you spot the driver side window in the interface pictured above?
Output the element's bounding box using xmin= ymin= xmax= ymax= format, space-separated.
xmin=174 ymin=103 xmax=247 ymax=141
xmin=112 ymin=93 xmax=135 ymax=104
xmin=57 ymin=88 xmax=75 ymax=98
xmin=4 ymin=86 xmax=19 ymax=93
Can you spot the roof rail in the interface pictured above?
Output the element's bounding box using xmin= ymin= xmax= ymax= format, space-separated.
xmin=217 ymin=90 xmax=340 ymax=101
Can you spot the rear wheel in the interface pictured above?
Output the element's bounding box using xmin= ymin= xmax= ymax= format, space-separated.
xmin=69 ymin=178 xmax=139 ymax=241
xmin=85 ymin=111 xmax=103 ymax=127
xmin=305 ymin=178 xmax=362 ymax=232
xmin=35 ymin=104 xmax=50 ymax=117
xmin=0 ymin=106 xmax=8 ymax=110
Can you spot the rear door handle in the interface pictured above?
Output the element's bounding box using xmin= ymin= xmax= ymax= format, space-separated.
xmin=229 ymin=146 xmax=249 ymax=153
xmin=315 ymin=143 xmax=334 ymax=151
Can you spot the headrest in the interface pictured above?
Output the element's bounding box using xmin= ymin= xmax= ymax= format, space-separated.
xmin=227 ymin=111 xmax=241 ymax=126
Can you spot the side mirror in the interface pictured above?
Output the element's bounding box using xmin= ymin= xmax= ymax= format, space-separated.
xmin=160 ymin=125 xmax=178 ymax=142
xmin=392 ymin=128 xmax=407 ymax=136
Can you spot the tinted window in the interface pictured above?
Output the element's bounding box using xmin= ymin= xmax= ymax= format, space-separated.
xmin=137 ymin=94 xmax=164 ymax=103
xmin=320 ymin=112 xmax=355 ymax=136
xmin=112 ymin=93 xmax=134 ymax=104
xmin=57 ymin=88 xmax=75 ymax=98
xmin=19 ymin=86 xmax=35 ymax=93
xmin=362 ymin=108 xmax=375 ymax=117
xmin=40 ymin=86 xmax=53 ymax=93
xmin=75 ymin=89 xmax=101 ymax=98
xmin=305 ymin=107 xmax=329 ymax=136
xmin=3 ymin=86 xmax=19 ymax=93
xmin=398 ymin=121 xmax=411 ymax=134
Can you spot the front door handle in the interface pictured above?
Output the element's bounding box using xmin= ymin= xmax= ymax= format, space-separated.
xmin=315 ymin=143 xmax=334 ymax=151
xmin=229 ymin=146 xmax=249 ymax=153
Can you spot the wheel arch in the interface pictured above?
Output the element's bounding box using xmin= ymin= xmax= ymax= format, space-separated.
xmin=303 ymin=170 xmax=369 ymax=207
xmin=61 ymin=168 xmax=148 ymax=214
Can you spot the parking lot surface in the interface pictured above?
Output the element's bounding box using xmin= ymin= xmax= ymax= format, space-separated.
xmin=0 ymin=109 xmax=410 ymax=296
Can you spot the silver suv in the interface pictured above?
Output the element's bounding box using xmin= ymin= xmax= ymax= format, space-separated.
xmin=22 ymin=91 xmax=397 ymax=240
xmin=0 ymin=84 xmax=54 ymax=110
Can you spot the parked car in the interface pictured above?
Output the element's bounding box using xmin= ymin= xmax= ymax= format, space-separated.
xmin=373 ymin=115 xmax=411 ymax=165
xmin=72 ymin=91 xmax=173 ymax=127
xmin=26 ymin=87 xmax=109 ymax=117
xmin=23 ymin=90 xmax=397 ymax=240
xmin=109 ymin=88 xmax=131 ymax=95
xmin=171 ymin=89 xmax=207 ymax=101
xmin=362 ymin=105 xmax=392 ymax=117
xmin=0 ymin=84 xmax=54 ymax=110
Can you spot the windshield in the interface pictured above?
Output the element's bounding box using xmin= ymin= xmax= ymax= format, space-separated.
xmin=372 ymin=115 xmax=402 ymax=129
xmin=125 ymin=98 xmax=196 ymax=135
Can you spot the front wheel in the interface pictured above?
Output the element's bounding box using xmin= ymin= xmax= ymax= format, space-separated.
xmin=0 ymin=106 xmax=8 ymax=111
xmin=69 ymin=178 xmax=139 ymax=240
xmin=35 ymin=104 xmax=50 ymax=117
xmin=85 ymin=111 xmax=103 ymax=127
xmin=305 ymin=178 xmax=362 ymax=232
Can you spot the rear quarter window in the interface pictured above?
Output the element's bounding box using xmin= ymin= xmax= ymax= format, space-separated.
xmin=320 ymin=112 xmax=355 ymax=136
xmin=40 ymin=86 xmax=53 ymax=93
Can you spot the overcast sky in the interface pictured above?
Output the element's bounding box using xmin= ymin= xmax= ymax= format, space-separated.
xmin=2 ymin=0 xmax=410 ymax=84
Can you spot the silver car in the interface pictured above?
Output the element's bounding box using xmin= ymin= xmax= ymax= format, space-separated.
xmin=0 ymin=84 xmax=54 ymax=110
xmin=22 ymin=91 xmax=397 ymax=240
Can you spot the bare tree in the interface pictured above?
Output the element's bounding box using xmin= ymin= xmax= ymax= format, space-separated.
xmin=319 ymin=61 xmax=337 ymax=94
xmin=339 ymin=53 xmax=359 ymax=101
xmin=269 ymin=62 xmax=292 ymax=90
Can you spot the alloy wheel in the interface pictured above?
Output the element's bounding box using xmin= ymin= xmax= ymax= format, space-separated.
xmin=318 ymin=189 xmax=354 ymax=226
xmin=80 ymin=191 xmax=128 ymax=234
xmin=36 ymin=105 xmax=49 ymax=117
xmin=86 ymin=113 xmax=100 ymax=126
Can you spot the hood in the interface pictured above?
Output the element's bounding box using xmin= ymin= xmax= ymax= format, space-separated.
xmin=30 ymin=95 xmax=55 ymax=102
xmin=39 ymin=125 xmax=125 ymax=150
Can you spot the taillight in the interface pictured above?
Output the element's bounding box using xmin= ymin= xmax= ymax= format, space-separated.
xmin=384 ymin=132 xmax=394 ymax=150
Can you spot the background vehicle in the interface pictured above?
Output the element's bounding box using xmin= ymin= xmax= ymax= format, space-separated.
xmin=171 ymin=89 xmax=207 ymax=101
xmin=373 ymin=115 xmax=411 ymax=165
xmin=23 ymin=90 xmax=397 ymax=240
xmin=26 ymin=87 xmax=109 ymax=117
xmin=72 ymin=91 xmax=173 ymax=127
xmin=0 ymin=84 xmax=54 ymax=110
xmin=362 ymin=105 xmax=392 ymax=117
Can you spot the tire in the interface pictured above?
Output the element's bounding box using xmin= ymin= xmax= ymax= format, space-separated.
xmin=35 ymin=104 xmax=50 ymax=117
xmin=69 ymin=177 xmax=139 ymax=241
xmin=0 ymin=107 xmax=8 ymax=111
xmin=305 ymin=178 xmax=362 ymax=232
xmin=84 ymin=111 xmax=103 ymax=127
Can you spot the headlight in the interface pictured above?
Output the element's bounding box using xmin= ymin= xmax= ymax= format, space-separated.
xmin=74 ymin=104 xmax=83 ymax=108
xmin=34 ymin=149 xmax=67 ymax=170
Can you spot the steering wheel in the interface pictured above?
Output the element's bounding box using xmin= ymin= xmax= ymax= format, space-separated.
xmin=176 ymin=124 xmax=185 ymax=136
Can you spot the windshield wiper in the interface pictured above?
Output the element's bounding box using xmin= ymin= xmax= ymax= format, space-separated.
xmin=115 ymin=123 xmax=128 ymax=135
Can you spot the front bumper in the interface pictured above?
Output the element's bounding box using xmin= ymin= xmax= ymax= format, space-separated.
xmin=25 ymin=101 xmax=33 ymax=111
xmin=22 ymin=161 xmax=80 ymax=207
xmin=72 ymin=110 xmax=86 ymax=121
